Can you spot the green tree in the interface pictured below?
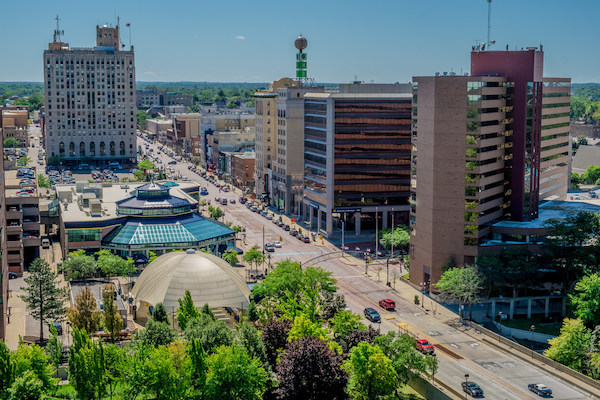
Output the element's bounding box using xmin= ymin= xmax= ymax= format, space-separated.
xmin=68 ymin=328 xmax=106 ymax=400
xmin=584 ymin=165 xmax=600 ymax=184
xmin=569 ymin=273 xmax=600 ymax=328
xmin=321 ymin=291 xmax=347 ymax=320
xmin=101 ymin=285 xmax=122 ymax=343
xmin=222 ymin=250 xmax=239 ymax=266
xmin=62 ymin=249 xmax=97 ymax=281
xmin=0 ymin=340 xmax=12 ymax=396
xmin=374 ymin=332 xmax=434 ymax=386
xmin=378 ymin=226 xmax=410 ymax=251
xmin=66 ymin=286 xmax=102 ymax=334
xmin=45 ymin=324 xmax=63 ymax=381
xmin=10 ymin=342 xmax=57 ymax=391
xmin=242 ymin=245 xmax=266 ymax=275
xmin=188 ymin=338 xmax=208 ymax=396
xmin=247 ymin=301 xmax=259 ymax=322
xmin=201 ymin=303 xmax=215 ymax=320
xmin=149 ymin=251 xmax=158 ymax=262
xmin=46 ymin=155 xmax=64 ymax=166
xmin=545 ymin=318 xmax=591 ymax=372
xmin=236 ymin=322 xmax=268 ymax=364
xmin=134 ymin=319 xmax=176 ymax=348
xmin=344 ymin=341 xmax=398 ymax=400
xmin=103 ymin=344 xmax=125 ymax=400
xmin=3 ymin=137 xmax=20 ymax=148
xmin=37 ymin=174 xmax=51 ymax=189
xmin=17 ymin=157 xmax=31 ymax=166
xmin=177 ymin=290 xmax=200 ymax=331
xmin=330 ymin=310 xmax=366 ymax=341
xmin=205 ymin=345 xmax=269 ymax=400
xmin=288 ymin=314 xmax=328 ymax=342
xmin=152 ymin=302 xmax=169 ymax=324
xmin=136 ymin=110 xmax=151 ymax=129
xmin=208 ymin=205 xmax=223 ymax=219
xmin=95 ymin=250 xmax=136 ymax=278
xmin=434 ymin=266 xmax=484 ymax=320
xmin=7 ymin=370 xmax=44 ymax=400
xmin=184 ymin=316 xmax=233 ymax=354
xmin=144 ymin=342 xmax=192 ymax=400
xmin=20 ymin=257 xmax=67 ymax=342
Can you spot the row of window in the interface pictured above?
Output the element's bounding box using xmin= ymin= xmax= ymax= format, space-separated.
xmin=58 ymin=141 xmax=130 ymax=156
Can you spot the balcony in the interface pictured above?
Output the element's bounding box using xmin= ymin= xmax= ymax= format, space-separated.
xmin=6 ymin=209 xmax=22 ymax=220
xmin=23 ymin=221 xmax=40 ymax=231
xmin=7 ymin=253 xmax=22 ymax=264
xmin=22 ymin=237 xmax=41 ymax=247
xmin=6 ymin=225 xmax=22 ymax=235
xmin=6 ymin=240 xmax=22 ymax=251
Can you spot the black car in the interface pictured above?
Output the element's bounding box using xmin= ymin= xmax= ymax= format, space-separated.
xmin=363 ymin=308 xmax=381 ymax=323
xmin=461 ymin=382 xmax=484 ymax=397
xmin=283 ymin=224 xmax=290 ymax=231
xmin=8 ymin=272 xmax=17 ymax=279
xmin=528 ymin=384 xmax=552 ymax=397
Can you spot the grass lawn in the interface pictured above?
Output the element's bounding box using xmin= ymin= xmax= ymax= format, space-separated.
xmin=499 ymin=315 xmax=562 ymax=336
xmin=399 ymin=384 xmax=426 ymax=400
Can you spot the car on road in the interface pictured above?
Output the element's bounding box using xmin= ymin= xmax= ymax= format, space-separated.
xmin=220 ymin=198 xmax=228 ymax=205
xmin=222 ymin=186 xmax=230 ymax=192
xmin=168 ymin=160 xmax=177 ymax=165
xmin=200 ymin=188 xmax=209 ymax=195
xmin=461 ymin=382 xmax=484 ymax=397
xmin=264 ymin=243 xmax=275 ymax=252
xmin=528 ymin=384 xmax=552 ymax=397
xmin=378 ymin=299 xmax=396 ymax=311
xmin=266 ymin=214 xmax=274 ymax=220
xmin=415 ymin=339 xmax=435 ymax=355
xmin=363 ymin=308 xmax=381 ymax=323
xmin=290 ymin=229 xmax=298 ymax=236
xmin=239 ymin=197 xmax=247 ymax=204
xmin=273 ymin=241 xmax=282 ymax=248
xmin=301 ymin=235 xmax=310 ymax=243
xmin=229 ymin=198 xmax=236 ymax=204
xmin=8 ymin=272 xmax=17 ymax=279
xmin=282 ymin=224 xmax=290 ymax=231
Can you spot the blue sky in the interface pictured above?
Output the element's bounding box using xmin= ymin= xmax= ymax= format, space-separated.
xmin=1 ymin=0 xmax=598 ymax=83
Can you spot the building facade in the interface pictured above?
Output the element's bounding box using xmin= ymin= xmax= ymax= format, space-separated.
xmin=0 ymin=113 xmax=7 ymax=340
xmin=302 ymin=87 xmax=413 ymax=238
xmin=0 ymin=108 xmax=29 ymax=147
xmin=231 ymin=152 xmax=256 ymax=189
xmin=410 ymin=48 xmax=571 ymax=287
xmin=44 ymin=24 xmax=137 ymax=167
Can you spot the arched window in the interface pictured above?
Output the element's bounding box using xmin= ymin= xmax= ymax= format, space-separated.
xmin=110 ymin=141 xmax=116 ymax=156
xmin=80 ymin=142 xmax=85 ymax=156
xmin=69 ymin=142 xmax=75 ymax=156
xmin=90 ymin=142 xmax=96 ymax=156
xmin=120 ymin=141 xmax=125 ymax=155
xmin=100 ymin=141 xmax=106 ymax=156
xmin=59 ymin=142 xmax=65 ymax=155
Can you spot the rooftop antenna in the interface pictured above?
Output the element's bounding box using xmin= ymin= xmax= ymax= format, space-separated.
xmin=486 ymin=0 xmax=496 ymax=49
xmin=53 ymin=14 xmax=64 ymax=43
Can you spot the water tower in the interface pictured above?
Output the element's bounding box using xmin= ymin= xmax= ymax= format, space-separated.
xmin=295 ymin=35 xmax=308 ymax=85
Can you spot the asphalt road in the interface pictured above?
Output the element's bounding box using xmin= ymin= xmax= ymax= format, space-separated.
xmin=139 ymin=136 xmax=592 ymax=400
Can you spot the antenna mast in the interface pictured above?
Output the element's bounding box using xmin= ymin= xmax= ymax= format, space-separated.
xmin=53 ymin=15 xmax=64 ymax=43
xmin=487 ymin=0 xmax=492 ymax=48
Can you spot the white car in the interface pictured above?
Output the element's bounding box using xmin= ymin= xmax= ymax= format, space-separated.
xmin=273 ymin=241 xmax=282 ymax=248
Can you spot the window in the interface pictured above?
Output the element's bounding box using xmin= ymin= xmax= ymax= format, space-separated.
xmin=69 ymin=142 xmax=75 ymax=156
xmin=80 ymin=142 xmax=85 ymax=156
xmin=90 ymin=142 xmax=96 ymax=156
xmin=100 ymin=141 xmax=106 ymax=156
xmin=68 ymin=229 xmax=100 ymax=242
xmin=110 ymin=141 xmax=116 ymax=156
xmin=59 ymin=142 xmax=65 ymax=155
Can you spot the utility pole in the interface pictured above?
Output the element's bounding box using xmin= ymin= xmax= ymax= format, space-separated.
xmin=375 ymin=206 xmax=379 ymax=259
xmin=391 ymin=208 xmax=394 ymax=260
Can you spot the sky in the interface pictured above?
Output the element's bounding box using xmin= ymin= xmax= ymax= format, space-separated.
xmin=1 ymin=0 xmax=598 ymax=83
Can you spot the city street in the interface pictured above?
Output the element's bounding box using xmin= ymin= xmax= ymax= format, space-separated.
xmin=140 ymin=136 xmax=594 ymax=400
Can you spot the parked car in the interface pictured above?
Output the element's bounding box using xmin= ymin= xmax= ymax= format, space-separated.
xmin=168 ymin=160 xmax=177 ymax=165
xmin=229 ymin=198 xmax=236 ymax=204
xmin=378 ymin=299 xmax=396 ymax=311
xmin=283 ymin=224 xmax=290 ymax=231
xmin=301 ymin=235 xmax=310 ymax=243
xmin=239 ymin=197 xmax=247 ymax=204
xmin=273 ymin=241 xmax=282 ymax=248
xmin=266 ymin=214 xmax=274 ymax=220
xmin=222 ymin=186 xmax=230 ymax=192
xmin=363 ymin=308 xmax=381 ymax=323
xmin=415 ymin=339 xmax=435 ymax=355
xmin=264 ymin=243 xmax=275 ymax=252
xmin=290 ymin=229 xmax=298 ymax=236
xmin=461 ymin=382 xmax=484 ymax=397
xmin=8 ymin=272 xmax=17 ymax=279
xmin=41 ymin=238 xmax=51 ymax=249
xmin=528 ymin=384 xmax=552 ymax=397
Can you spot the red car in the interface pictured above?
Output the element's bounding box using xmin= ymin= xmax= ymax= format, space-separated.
xmin=378 ymin=299 xmax=396 ymax=311
xmin=416 ymin=339 xmax=435 ymax=355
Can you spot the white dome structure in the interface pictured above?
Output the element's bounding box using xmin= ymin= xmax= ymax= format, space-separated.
xmin=131 ymin=250 xmax=250 ymax=321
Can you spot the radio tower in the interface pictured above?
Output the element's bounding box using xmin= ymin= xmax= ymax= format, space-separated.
xmin=53 ymin=15 xmax=64 ymax=43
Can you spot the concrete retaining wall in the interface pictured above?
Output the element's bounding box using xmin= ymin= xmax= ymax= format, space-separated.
xmin=493 ymin=321 xmax=556 ymax=343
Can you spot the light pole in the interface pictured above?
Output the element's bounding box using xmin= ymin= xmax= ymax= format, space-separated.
xmin=386 ymin=257 xmax=390 ymax=287
xmin=464 ymin=373 xmax=469 ymax=400
xmin=341 ymin=218 xmax=345 ymax=256
xmin=375 ymin=206 xmax=379 ymax=260
xmin=421 ymin=282 xmax=425 ymax=308
xmin=530 ymin=325 xmax=535 ymax=357
xmin=497 ymin=312 xmax=503 ymax=341
xmin=391 ymin=208 xmax=395 ymax=260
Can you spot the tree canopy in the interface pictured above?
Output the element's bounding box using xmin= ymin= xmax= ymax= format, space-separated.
xmin=569 ymin=273 xmax=600 ymax=328
xmin=545 ymin=318 xmax=591 ymax=372
xmin=62 ymin=249 xmax=97 ymax=281
xmin=434 ymin=266 xmax=484 ymax=320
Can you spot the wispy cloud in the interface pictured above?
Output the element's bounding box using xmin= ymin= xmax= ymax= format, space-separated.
xmin=143 ymin=71 xmax=156 ymax=76
xmin=235 ymin=35 xmax=246 ymax=40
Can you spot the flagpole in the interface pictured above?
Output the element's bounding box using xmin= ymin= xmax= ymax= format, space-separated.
xmin=127 ymin=23 xmax=132 ymax=49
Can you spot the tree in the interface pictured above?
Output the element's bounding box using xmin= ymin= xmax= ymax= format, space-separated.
xmin=149 ymin=251 xmax=158 ymax=262
xmin=7 ymin=370 xmax=44 ymax=400
xmin=45 ymin=324 xmax=63 ymax=381
xmin=11 ymin=342 xmax=57 ymax=390
xmin=95 ymin=250 xmax=136 ymax=278
xmin=136 ymin=110 xmax=151 ymax=129
xmin=143 ymin=342 xmax=192 ymax=400
xmin=152 ymin=302 xmax=168 ymax=324
xmin=584 ymin=165 xmax=600 ymax=184
xmin=177 ymin=290 xmax=200 ymax=331
xmin=374 ymin=331 xmax=434 ymax=387
xmin=288 ymin=314 xmax=328 ymax=341
xmin=476 ymin=248 xmax=538 ymax=297
xmin=344 ymin=341 xmax=398 ymax=400
xmin=569 ymin=273 xmax=600 ymax=328
xmin=134 ymin=319 xmax=176 ymax=348
xmin=276 ymin=336 xmax=347 ymax=400
xmin=188 ymin=338 xmax=208 ymax=395
xmin=346 ymin=326 xmax=381 ymax=351
xmin=247 ymin=301 xmax=259 ymax=322
xmin=321 ymin=291 xmax=347 ymax=320
xmin=201 ymin=303 xmax=215 ymax=320
xmin=262 ymin=319 xmax=292 ymax=368
xmin=379 ymin=226 xmax=410 ymax=251
xmin=544 ymin=211 xmax=600 ymax=290
xmin=102 ymin=285 xmax=122 ymax=343
xmin=20 ymin=258 xmax=67 ymax=342
xmin=68 ymin=328 xmax=106 ymax=400
xmin=205 ymin=345 xmax=268 ymax=400
xmin=243 ymin=245 xmax=266 ymax=275
xmin=184 ymin=316 xmax=233 ymax=354
xmin=103 ymin=344 xmax=125 ymax=400
xmin=3 ymin=137 xmax=20 ymax=148
xmin=545 ymin=318 xmax=591 ymax=372
xmin=330 ymin=310 xmax=365 ymax=341
xmin=0 ymin=340 xmax=11 ymax=396
xmin=222 ymin=249 xmax=239 ymax=266
xmin=208 ymin=205 xmax=224 ymax=219
xmin=46 ymin=155 xmax=64 ymax=166
xmin=17 ymin=156 xmax=31 ymax=166
xmin=37 ymin=174 xmax=51 ymax=189
xmin=62 ymin=250 xmax=97 ymax=281
xmin=66 ymin=286 xmax=102 ymax=334
xmin=434 ymin=266 xmax=484 ymax=320
xmin=236 ymin=322 xmax=268 ymax=364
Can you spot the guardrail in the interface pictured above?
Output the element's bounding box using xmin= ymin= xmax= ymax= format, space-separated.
xmin=301 ymin=251 xmax=342 ymax=267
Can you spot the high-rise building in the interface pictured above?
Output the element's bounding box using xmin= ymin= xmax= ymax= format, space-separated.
xmin=410 ymin=48 xmax=571 ymax=286
xmin=43 ymin=23 xmax=136 ymax=166
xmin=302 ymin=84 xmax=413 ymax=238
xmin=0 ymin=111 xmax=7 ymax=340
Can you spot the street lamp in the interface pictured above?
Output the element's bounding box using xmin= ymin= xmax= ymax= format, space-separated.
xmin=464 ymin=373 xmax=469 ymax=400
xmin=530 ymin=325 xmax=535 ymax=357
xmin=497 ymin=312 xmax=503 ymax=341
xmin=421 ymin=282 xmax=425 ymax=308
